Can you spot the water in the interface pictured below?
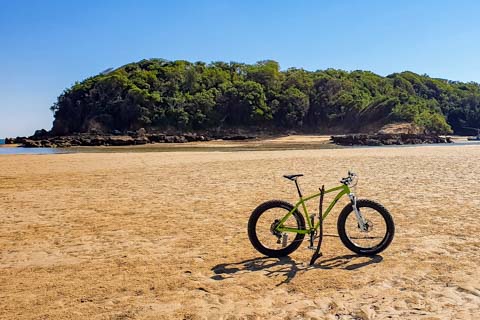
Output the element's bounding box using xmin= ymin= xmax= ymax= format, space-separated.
xmin=0 ymin=137 xmax=73 ymax=154
xmin=0 ymin=147 xmax=69 ymax=155
xmin=0 ymin=139 xmax=477 ymax=155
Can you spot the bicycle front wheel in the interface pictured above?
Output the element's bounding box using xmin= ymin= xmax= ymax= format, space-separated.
xmin=337 ymin=199 xmax=394 ymax=256
xmin=248 ymin=200 xmax=306 ymax=258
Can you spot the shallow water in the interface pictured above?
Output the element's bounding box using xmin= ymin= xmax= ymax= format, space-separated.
xmin=0 ymin=143 xmax=340 ymax=155
xmin=0 ymin=147 xmax=70 ymax=155
xmin=1 ymin=139 xmax=478 ymax=155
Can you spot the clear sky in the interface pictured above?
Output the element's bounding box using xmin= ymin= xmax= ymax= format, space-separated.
xmin=1 ymin=0 xmax=479 ymax=137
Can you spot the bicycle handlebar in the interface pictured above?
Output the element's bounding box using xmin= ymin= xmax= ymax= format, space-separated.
xmin=340 ymin=171 xmax=357 ymax=186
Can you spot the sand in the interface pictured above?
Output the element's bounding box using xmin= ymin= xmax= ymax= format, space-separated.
xmin=1 ymin=143 xmax=479 ymax=319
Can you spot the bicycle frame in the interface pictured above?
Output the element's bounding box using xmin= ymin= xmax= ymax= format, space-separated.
xmin=275 ymin=184 xmax=351 ymax=235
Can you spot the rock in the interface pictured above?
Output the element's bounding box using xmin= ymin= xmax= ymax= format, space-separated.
xmin=33 ymin=129 xmax=49 ymax=138
xmin=8 ymin=131 xmax=219 ymax=148
xmin=330 ymin=135 xmax=354 ymax=146
xmin=136 ymin=128 xmax=147 ymax=137
xmin=91 ymin=136 xmax=107 ymax=146
xmin=331 ymin=133 xmax=449 ymax=146
xmin=69 ymin=139 xmax=81 ymax=146
xmin=56 ymin=142 xmax=71 ymax=148
xmin=108 ymin=136 xmax=135 ymax=146
xmin=12 ymin=137 xmax=28 ymax=144
xmin=22 ymin=139 xmax=42 ymax=148
xmin=173 ymin=136 xmax=187 ymax=143
xmin=365 ymin=139 xmax=383 ymax=146
xmin=164 ymin=136 xmax=176 ymax=143
xmin=79 ymin=138 xmax=93 ymax=146
xmin=382 ymin=139 xmax=399 ymax=145
xmin=162 ymin=135 xmax=187 ymax=143
xmin=184 ymin=134 xmax=198 ymax=142
xmin=40 ymin=140 xmax=53 ymax=148
xmin=134 ymin=136 xmax=150 ymax=145
xmin=84 ymin=115 xmax=113 ymax=134
xmin=147 ymin=134 xmax=166 ymax=143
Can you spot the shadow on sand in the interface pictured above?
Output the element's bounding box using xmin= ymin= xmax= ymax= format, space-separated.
xmin=211 ymin=254 xmax=383 ymax=286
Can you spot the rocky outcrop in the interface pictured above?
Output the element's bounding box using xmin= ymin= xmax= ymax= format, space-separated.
xmin=5 ymin=137 xmax=28 ymax=144
xmin=331 ymin=134 xmax=452 ymax=146
xmin=22 ymin=139 xmax=43 ymax=148
xmin=6 ymin=130 xmax=258 ymax=148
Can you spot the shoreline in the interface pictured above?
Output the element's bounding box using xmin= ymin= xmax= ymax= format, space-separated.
xmin=5 ymin=131 xmax=460 ymax=149
xmin=1 ymin=135 xmax=335 ymax=153
xmin=1 ymin=135 xmax=478 ymax=155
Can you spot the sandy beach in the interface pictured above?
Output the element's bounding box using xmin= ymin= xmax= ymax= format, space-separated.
xmin=1 ymin=143 xmax=479 ymax=319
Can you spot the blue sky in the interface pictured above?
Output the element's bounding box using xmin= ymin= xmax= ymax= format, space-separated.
xmin=1 ymin=0 xmax=479 ymax=137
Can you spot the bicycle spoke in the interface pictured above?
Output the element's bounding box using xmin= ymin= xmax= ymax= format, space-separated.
xmin=344 ymin=207 xmax=387 ymax=249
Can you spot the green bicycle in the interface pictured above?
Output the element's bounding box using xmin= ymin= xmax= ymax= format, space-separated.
xmin=248 ymin=172 xmax=394 ymax=264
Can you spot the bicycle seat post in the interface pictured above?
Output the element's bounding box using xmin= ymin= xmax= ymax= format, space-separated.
xmin=282 ymin=174 xmax=304 ymax=198
xmin=294 ymin=179 xmax=303 ymax=198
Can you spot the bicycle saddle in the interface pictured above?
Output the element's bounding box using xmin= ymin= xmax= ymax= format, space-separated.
xmin=283 ymin=174 xmax=304 ymax=181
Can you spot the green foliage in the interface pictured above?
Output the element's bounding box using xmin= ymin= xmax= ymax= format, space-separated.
xmin=275 ymin=87 xmax=309 ymax=127
xmin=51 ymin=59 xmax=480 ymax=135
xmin=219 ymin=81 xmax=270 ymax=125
xmin=414 ymin=111 xmax=452 ymax=134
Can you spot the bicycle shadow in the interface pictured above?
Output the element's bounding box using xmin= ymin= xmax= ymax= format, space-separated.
xmin=315 ymin=254 xmax=383 ymax=270
xmin=211 ymin=254 xmax=383 ymax=286
xmin=211 ymin=256 xmax=301 ymax=286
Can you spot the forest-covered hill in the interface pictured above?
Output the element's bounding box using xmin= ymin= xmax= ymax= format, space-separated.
xmin=50 ymin=59 xmax=480 ymax=135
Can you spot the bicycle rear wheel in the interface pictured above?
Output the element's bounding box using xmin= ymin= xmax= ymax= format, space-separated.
xmin=248 ymin=200 xmax=306 ymax=258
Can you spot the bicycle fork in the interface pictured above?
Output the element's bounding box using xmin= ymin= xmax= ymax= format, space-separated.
xmin=349 ymin=193 xmax=367 ymax=231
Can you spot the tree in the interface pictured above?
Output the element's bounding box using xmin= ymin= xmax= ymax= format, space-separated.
xmin=218 ymin=81 xmax=270 ymax=125
xmin=275 ymin=87 xmax=309 ymax=127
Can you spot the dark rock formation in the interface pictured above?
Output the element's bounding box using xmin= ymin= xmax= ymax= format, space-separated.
xmin=22 ymin=139 xmax=43 ymax=148
xmin=5 ymin=137 xmax=27 ymax=144
xmin=7 ymin=131 xmax=243 ymax=148
xmin=107 ymin=136 xmax=135 ymax=146
xmin=331 ymin=134 xmax=452 ymax=146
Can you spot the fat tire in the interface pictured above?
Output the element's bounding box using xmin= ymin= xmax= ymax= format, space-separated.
xmin=337 ymin=199 xmax=395 ymax=256
xmin=248 ymin=200 xmax=306 ymax=258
